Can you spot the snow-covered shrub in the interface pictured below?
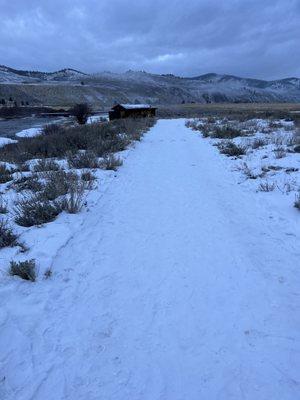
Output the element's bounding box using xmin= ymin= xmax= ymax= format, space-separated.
xmin=269 ymin=121 xmax=284 ymax=129
xmin=218 ymin=141 xmax=246 ymax=157
xmin=67 ymin=151 xmax=100 ymax=169
xmin=41 ymin=170 xmax=77 ymax=201
xmin=237 ymin=162 xmax=262 ymax=180
xmin=0 ymin=164 xmax=13 ymax=183
xmin=34 ymin=158 xmax=61 ymax=172
xmin=80 ymin=170 xmax=96 ymax=184
xmin=252 ymin=138 xmax=267 ymax=149
xmin=274 ymin=147 xmax=286 ymax=159
xmin=0 ymin=219 xmax=19 ymax=248
xmin=15 ymin=162 xmax=30 ymax=172
xmin=211 ymin=126 xmax=245 ymax=139
xmin=41 ymin=123 xmax=65 ymax=136
xmin=61 ymin=181 xmax=86 ymax=214
xmin=15 ymin=195 xmax=63 ymax=227
xmin=9 ymin=259 xmax=36 ymax=282
xmin=11 ymin=174 xmax=43 ymax=193
xmin=258 ymin=181 xmax=275 ymax=192
xmin=100 ymin=154 xmax=123 ymax=171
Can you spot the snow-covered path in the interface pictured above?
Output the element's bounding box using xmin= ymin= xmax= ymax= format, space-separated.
xmin=2 ymin=119 xmax=300 ymax=400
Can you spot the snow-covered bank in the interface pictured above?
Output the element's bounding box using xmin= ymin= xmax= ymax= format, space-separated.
xmin=15 ymin=127 xmax=42 ymax=138
xmin=0 ymin=137 xmax=17 ymax=147
xmin=1 ymin=119 xmax=300 ymax=400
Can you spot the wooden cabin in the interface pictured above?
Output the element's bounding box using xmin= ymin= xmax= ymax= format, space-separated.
xmin=109 ymin=104 xmax=156 ymax=120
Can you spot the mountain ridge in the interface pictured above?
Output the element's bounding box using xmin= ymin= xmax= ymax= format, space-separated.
xmin=1 ymin=65 xmax=300 ymax=106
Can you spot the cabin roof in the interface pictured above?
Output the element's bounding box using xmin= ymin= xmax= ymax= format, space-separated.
xmin=113 ymin=104 xmax=156 ymax=110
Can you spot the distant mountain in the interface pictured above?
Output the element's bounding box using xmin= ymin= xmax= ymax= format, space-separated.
xmin=0 ymin=65 xmax=87 ymax=83
xmin=0 ymin=65 xmax=300 ymax=106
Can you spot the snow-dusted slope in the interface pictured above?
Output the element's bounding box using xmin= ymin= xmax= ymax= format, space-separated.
xmin=0 ymin=65 xmax=86 ymax=83
xmin=1 ymin=120 xmax=299 ymax=399
xmin=1 ymin=65 xmax=300 ymax=104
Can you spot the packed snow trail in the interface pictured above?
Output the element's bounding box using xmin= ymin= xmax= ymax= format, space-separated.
xmin=2 ymin=119 xmax=300 ymax=400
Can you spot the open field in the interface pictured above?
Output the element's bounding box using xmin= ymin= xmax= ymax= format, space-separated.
xmin=157 ymin=102 xmax=300 ymax=119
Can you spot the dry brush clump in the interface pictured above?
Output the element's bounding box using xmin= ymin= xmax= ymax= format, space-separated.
xmin=14 ymin=171 xmax=93 ymax=226
xmin=60 ymin=179 xmax=87 ymax=214
xmin=67 ymin=151 xmax=100 ymax=169
xmin=251 ymin=138 xmax=267 ymax=149
xmin=274 ymin=147 xmax=286 ymax=159
xmin=10 ymin=174 xmax=44 ymax=193
xmin=41 ymin=170 xmax=77 ymax=201
xmin=258 ymin=181 xmax=275 ymax=192
xmin=33 ymin=158 xmax=61 ymax=172
xmin=210 ymin=125 xmax=246 ymax=139
xmin=14 ymin=194 xmax=63 ymax=227
xmin=41 ymin=123 xmax=65 ymax=136
xmin=0 ymin=164 xmax=13 ymax=183
xmin=9 ymin=259 xmax=36 ymax=282
xmin=0 ymin=219 xmax=19 ymax=248
xmin=237 ymin=162 xmax=264 ymax=180
xmin=217 ymin=141 xmax=247 ymax=157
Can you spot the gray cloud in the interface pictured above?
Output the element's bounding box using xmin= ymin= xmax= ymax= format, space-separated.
xmin=0 ymin=0 xmax=299 ymax=79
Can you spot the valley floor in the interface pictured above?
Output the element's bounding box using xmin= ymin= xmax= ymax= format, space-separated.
xmin=1 ymin=119 xmax=300 ymax=399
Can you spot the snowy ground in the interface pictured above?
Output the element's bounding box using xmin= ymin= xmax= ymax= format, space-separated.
xmin=0 ymin=137 xmax=17 ymax=148
xmin=1 ymin=119 xmax=300 ymax=399
xmin=15 ymin=127 xmax=42 ymax=138
xmin=186 ymin=117 xmax=300 ymax=212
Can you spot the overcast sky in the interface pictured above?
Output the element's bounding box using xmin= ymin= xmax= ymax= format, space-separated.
xmin=0 ymin=0 xmax=299 ymax=79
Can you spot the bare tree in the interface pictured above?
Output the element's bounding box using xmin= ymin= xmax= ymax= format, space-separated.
xmin=72 ymin=103 xmax=92 ymax=125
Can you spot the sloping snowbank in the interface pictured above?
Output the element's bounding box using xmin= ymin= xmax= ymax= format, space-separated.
xmin=15 ymin=127 xmax=42 ymax=138
xmin=0 ymin=137 xmax=17 ymax=147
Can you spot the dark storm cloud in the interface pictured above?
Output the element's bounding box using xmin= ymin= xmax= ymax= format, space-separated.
xmin=0 ymin=0 xmax=299 ymax=78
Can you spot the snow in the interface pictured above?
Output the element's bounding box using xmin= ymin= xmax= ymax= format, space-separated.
xmin=15 ymin=127 xmax=42 ymax=138
xmin=87 ymin=114 xmax=108 ymax=124
xmin=0 ymin=137 xmax=17 ymax=147
xmin=119 ymin=104 xmax=154 ymax=109
xmin=1 ymin=119 xmax=300 ymax=399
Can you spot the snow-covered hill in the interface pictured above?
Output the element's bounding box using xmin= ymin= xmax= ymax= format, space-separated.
xmin=0 ymin=65 xmax=87 ymax=83
xmin=1 ymin=65 xmax=300 ymax=105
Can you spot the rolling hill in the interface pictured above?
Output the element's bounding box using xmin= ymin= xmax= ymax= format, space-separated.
xmin=1 ymin=65 xmax=300 ymax=107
